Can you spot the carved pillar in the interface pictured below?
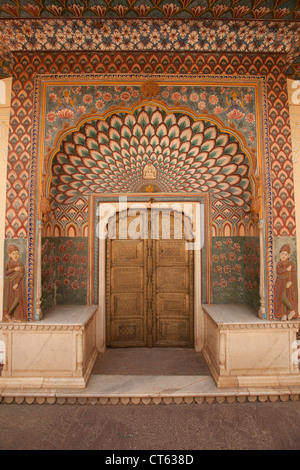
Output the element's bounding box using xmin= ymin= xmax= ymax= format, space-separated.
xmin=35 ymin=222 xmax=43 ymax=320
xmin=76 ymin=331 xmax=84 ymax=376
xmin=0 ymin=81 xmax=11 ymax=321
xmin=258 ymin=221 xmax=265 ymax=319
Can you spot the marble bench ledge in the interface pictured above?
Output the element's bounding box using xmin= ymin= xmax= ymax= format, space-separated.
xmin=33 ymin=305 xmax=97 ymax=326
xmin=0 ymin=305 xmax=98 ymax=330
xmin=202 ymin=304 xmax=300 ymax=329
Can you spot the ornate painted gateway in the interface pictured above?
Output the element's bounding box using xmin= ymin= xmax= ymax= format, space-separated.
xmin=31 ymin=73 xmax=276 ymax=322
xmin=0 ymin=13 xmax=300 ymax=392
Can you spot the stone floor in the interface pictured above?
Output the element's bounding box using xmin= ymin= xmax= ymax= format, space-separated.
xmin=0 ymin=394 xmax=300 ymax=450
xmin=91 ymin=347 xmax=212 ymax=376
xmin=1 ymin=347 xmax=300 ymax=450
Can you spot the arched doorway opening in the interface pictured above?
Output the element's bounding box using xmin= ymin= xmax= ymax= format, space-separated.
xmin=98 ymin=204 xmax=202 ymax=350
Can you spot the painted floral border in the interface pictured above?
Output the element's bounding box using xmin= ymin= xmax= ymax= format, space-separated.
xmin=44 ymin=81 xmax=258 ymax=154
xmin=0 ymin=18 xmax=299 ymax=54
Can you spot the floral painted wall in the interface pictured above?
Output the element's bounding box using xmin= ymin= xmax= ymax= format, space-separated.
xmin=212 ymin=236 xmax=260 ymax=311
xmin=55 ymin=237 xmax=88 ymax=305
xmin=41 ymin=236 xmax=88 ymax=311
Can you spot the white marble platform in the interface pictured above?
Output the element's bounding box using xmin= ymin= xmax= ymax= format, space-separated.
xmin=0 ymin=304 xmax=99 ymax=389
xmin=202 ymin=304 xmax=300 ymax=388
xmin=0 ymin=303 xmax=300 ymax=403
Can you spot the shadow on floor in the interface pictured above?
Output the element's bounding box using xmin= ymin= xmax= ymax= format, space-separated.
xmin=91 ymin=347 xmax=212 ymax=376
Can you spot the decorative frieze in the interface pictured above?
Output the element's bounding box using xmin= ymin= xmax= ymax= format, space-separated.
xmin=0 ymin=19 xmax=299 ymax=56
xmin=0 ymin=323 xmax=84 ymax=331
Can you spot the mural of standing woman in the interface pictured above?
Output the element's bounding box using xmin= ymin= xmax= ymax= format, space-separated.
xmin=3 ymin=244 xmax=27 ymax=322
xmin=274 ymin=244 xmax=298 ymax=321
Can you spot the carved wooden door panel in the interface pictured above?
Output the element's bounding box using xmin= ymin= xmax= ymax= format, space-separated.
xmin=153 ymin=239 xmax=194 ymax=347
xmin=106 ymin=209 xmax=194 ymax=348
xmin=106 ymin=237 xmax=148 ymax=347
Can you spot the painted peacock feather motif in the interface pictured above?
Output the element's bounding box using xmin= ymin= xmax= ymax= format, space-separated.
xmin=51 ymin=105 xmax=251 ymax=208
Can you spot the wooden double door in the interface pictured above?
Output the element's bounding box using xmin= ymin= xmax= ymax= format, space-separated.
xmin=106 ymin=209 xmax=194 ymax=348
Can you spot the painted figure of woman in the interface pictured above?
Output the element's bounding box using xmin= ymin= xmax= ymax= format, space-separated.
xmin=3 ymin=244 xmax=27 ymax=322
xmin=274 ymin=244 xmax=298 ymax=321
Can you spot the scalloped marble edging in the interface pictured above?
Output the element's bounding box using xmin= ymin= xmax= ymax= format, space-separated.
xmin=0 ymin=393 xmax=299 ymax=405
xmin=1 ymin=373 xmax=300 ymax=405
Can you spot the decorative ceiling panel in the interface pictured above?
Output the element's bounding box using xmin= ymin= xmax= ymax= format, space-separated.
xmin=0 ymin=0 xmax=299 ymax=19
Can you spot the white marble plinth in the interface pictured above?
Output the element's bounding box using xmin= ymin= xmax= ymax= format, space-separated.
xmin=202 ymin=304 xmax=300 ymax=388
xmin=0 ymin=303 xmax=300 ymax=401
xmin=0 ymin=305 xmax=98 ymax=389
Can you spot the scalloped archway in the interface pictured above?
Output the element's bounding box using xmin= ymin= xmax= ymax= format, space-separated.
xmin=46 ymin=103 xmax=256 ymax=210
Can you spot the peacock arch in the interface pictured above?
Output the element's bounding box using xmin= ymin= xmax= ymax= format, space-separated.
xmin=48 ymin=105 xmax=253 ymax=204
